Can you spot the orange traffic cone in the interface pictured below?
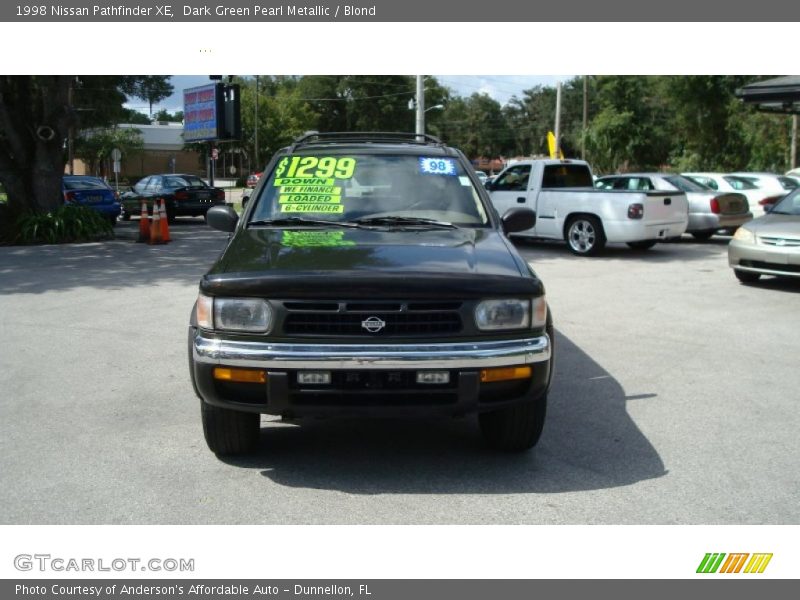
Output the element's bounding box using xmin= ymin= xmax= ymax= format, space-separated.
xmin=149 ymin=204 xmax=163 ymax=245
xmin=137 ymin=200 xmax=150 ymax=243
xmin=159 ymin=198 xmax=170 ymax=243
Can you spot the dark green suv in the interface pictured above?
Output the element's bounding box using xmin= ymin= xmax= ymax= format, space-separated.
xmin=189 ymin=133 xmax=553 ymax=455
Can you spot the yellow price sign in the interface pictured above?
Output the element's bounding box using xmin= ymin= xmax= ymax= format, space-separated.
xmin=281 ymin=204 xmax=345 ymax=214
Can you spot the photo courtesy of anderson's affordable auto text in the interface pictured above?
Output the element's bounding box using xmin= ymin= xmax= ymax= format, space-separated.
xmin=0 ymin=1 xmax=799 ymax=596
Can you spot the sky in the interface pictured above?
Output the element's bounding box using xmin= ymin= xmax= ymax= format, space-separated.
xmin=129 ymin=75 xmax=569 ymax=115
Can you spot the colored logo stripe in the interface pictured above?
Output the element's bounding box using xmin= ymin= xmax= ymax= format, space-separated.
xmin=697 ymin=553 xmax=726 ymax=573
xmin=744 ymin=553 xmax=773 ymax=573
xmin=697 ymin=553 xmax=772 ymax=574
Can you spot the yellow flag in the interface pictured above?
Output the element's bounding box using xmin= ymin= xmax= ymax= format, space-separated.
xmin=547 ymin=132 xmax=565 ymax=159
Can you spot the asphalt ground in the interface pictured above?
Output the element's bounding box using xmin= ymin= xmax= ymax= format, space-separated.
xmin=1 ymin=221 xmax=798 ymax=524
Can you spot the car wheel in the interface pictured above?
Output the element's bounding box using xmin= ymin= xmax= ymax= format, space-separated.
xmin=201 ymin=402 xmax=260 ymax=456
xmin=479 ymin=393 xmax=547 ymax=452
xmin=734 ymin=269 xmax=761 ymax=284
xmin=691 ymin=231 xmax=714 ymax=241
xmin=121 ymin=211 xmax=131 ymax=221
xmin=626 ymin=240 xmax=657 ymax=250
xmin=565 ymin=216 xmax=606 ymax=256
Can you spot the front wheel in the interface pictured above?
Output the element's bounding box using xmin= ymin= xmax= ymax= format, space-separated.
xmin=479 ymin=394 xmax=547 ymax=452
xmin=201 ymin=402 xmax=260 ymax=456
xmin=565 ymin=216 xmax=606 ymax=256
xmin=626 ymin=240 xmax=657 ymax=250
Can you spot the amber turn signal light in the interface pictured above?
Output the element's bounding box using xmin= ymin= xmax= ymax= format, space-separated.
xmin=213 ymin=367 xmax=267 ymax=384
xmin=480 ymin=366 xmax=532 ymax=383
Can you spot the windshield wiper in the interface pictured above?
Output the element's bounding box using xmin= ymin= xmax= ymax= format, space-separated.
xmin=768 ymin=210 xmax=792 ymax=215
xmin=354 ymin=216 xmax=458 ymax=229
xmin=248 ymin=217 xmax=361 ymax=228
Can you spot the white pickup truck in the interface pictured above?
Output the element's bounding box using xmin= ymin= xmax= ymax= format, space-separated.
xmin=487 ymin=159 xmax=689 ymax=255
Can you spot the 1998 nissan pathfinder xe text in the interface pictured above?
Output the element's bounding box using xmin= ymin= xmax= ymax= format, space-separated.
xmin=189 ymin=133 xmax=554 ymax=455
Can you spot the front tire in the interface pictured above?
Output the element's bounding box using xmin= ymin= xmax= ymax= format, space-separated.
xmin=479 ymin=394 xmax=547 ymax=452
xmin=734 ymin=269 xmax=761 ymax=284
xmin=565 ymin=216 xmax=606 ymax=256
xmin=626 ymin=240 xmax=657 ymax=250
xmin=201 ymin=402 xmax=260 ymax=456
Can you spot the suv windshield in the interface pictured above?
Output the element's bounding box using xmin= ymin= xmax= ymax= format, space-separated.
xmin=250 ymin=153 xmax=489 ymax=226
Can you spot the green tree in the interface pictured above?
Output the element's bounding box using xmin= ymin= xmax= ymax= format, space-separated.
xmin=585 ymin=76 xmax=672 ymax=173
xmin=0 ymin=76 xmax=172 ymax=219
xmin=74 ymin=127 xmax=144 ymax=178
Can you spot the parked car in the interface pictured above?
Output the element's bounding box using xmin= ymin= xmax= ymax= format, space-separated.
xmin=246 ymin=172 xmax=262 ymax=188
xmin=62 ymin=175 xmax=121 ymax=226
xmin=683 ymin=173 xmax=787 ymax=214
xmin=729 ymin=172 xmax=798 ymax=194
xmin=474 ymin=170 xmax=489 ymax=184
xmin=595 ymin=173 xmax=752 ymax=240
xmin=190 ymin=132 xmax=553 ymax=456
xmin=486 ymin=159 xmax=688 ymax=255
xmin=728 ymin=187 xmax=800 ymax=283
xmin=120 ymin=174 xmax=226 ymax=222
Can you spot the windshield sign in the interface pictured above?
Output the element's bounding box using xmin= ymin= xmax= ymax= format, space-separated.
xmin=250 ymin=154 xmax=488 ymax=226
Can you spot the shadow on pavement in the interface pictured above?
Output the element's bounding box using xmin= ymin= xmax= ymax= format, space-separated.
xmin=0 ymin=220 xmax=229 ymax=295
xmin=222 ymin=330 xmax=667 ymax=495
xmin=512 ymin=234 xmax=730 ymax=265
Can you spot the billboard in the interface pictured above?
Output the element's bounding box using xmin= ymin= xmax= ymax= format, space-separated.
xmin=183 ymin=83 xmax=220 ymax=142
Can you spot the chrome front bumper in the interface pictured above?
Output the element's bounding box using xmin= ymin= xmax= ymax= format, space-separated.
xmin=192 ymin=333 xmax=551 ymax=370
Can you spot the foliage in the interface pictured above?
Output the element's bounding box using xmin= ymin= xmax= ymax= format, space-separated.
xmin=153 ymin=109 xmax=183 ymax=122
xmin=0 ymin=75 xmax=173 ymax=220
xmin=74 ymin=126 xmax=144 ymax=177
xmin=13 ymin=206 xmax=114 ymax=244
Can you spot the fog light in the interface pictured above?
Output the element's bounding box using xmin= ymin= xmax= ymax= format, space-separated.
xmin=298 ymin=371 xmax=332 ymax=385
xmin=213 ymin=367 xmax=266 ymax=384
xmin=480 ymin=366 xmax=531 ymax=383
xmin=417 ymin=371 xmax=450 ymax=384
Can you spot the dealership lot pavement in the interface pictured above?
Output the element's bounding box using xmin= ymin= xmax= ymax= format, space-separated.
xmin=1 ymin=222 xmax=798 ymax=524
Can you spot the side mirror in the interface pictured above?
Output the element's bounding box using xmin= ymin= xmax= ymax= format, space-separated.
xmin=241 ymin=195 xmax=250 ymax=209
xmin=501 ymin=207 xmax=536 ymax=234
xmin=484 ymin=180 xmax=494 ymax=191
xmin=206 ymin=205 xmax=239 ymax=233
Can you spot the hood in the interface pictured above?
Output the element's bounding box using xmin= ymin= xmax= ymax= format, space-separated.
xmin=202 ymin=227 xmax=541 ymax=299
xmin=748 ymin=213 xmax=800 ymax=239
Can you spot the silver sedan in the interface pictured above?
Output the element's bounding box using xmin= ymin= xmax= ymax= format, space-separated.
xmin=728 ymin=188 xmax=800 ymax=283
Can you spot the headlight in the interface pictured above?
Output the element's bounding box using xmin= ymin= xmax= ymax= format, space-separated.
xmin=196 ymin=294 xmax=273 ymax=332
xmin=475 ymin=298 xmax=531 ymax=331
xmin=733 ymin=227 xmax=755 ymax=243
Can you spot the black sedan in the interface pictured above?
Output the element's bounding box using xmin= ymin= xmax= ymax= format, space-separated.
xmin=120 ymin=174 xmax=226 ymax=222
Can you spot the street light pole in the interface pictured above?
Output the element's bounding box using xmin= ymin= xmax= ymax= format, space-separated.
xmin=416 ymin=75 xmax=425 ymax=139
xmin=254 ymin=75 xmax=259 ymax=171
xmin=554 ymin=81 xmax=562 ymax=158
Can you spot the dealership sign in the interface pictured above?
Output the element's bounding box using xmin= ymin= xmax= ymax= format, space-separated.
xmin=183 ymin=82 xmax=241 ymax=142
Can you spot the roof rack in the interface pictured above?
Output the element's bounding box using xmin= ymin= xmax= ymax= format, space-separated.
xmin=289 ymin=131 xmax=444 ymax=152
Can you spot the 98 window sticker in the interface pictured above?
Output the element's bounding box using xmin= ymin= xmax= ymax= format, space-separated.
xmin=419 ymin=157 xmax=457 ymax=176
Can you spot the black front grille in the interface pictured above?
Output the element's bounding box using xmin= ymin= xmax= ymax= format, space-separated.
xmin=282 ymin=301 xmax=463 ymax=336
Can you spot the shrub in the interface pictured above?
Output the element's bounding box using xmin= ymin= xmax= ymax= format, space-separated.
xmin=14 ymin=206 xmax=114 ymax=244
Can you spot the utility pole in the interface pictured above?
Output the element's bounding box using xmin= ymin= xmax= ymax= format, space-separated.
xmin=554 ymin=81 xmax=562 ymax=158
xmin=582 ymin=76 xmax=588 ymax=160
xmin=792 ymin=114 xmax=797 ymax=169
xmin=415 ymin=75 xmax=425 ymax=139
xmin=254 ymin=75 xmax=259 ymax=170
xmin=67 ymin=79 xmax=74 ymax=175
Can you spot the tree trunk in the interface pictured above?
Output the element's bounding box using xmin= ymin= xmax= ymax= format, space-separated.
xmin=0 ymin=76 xmax=74 ymax=217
